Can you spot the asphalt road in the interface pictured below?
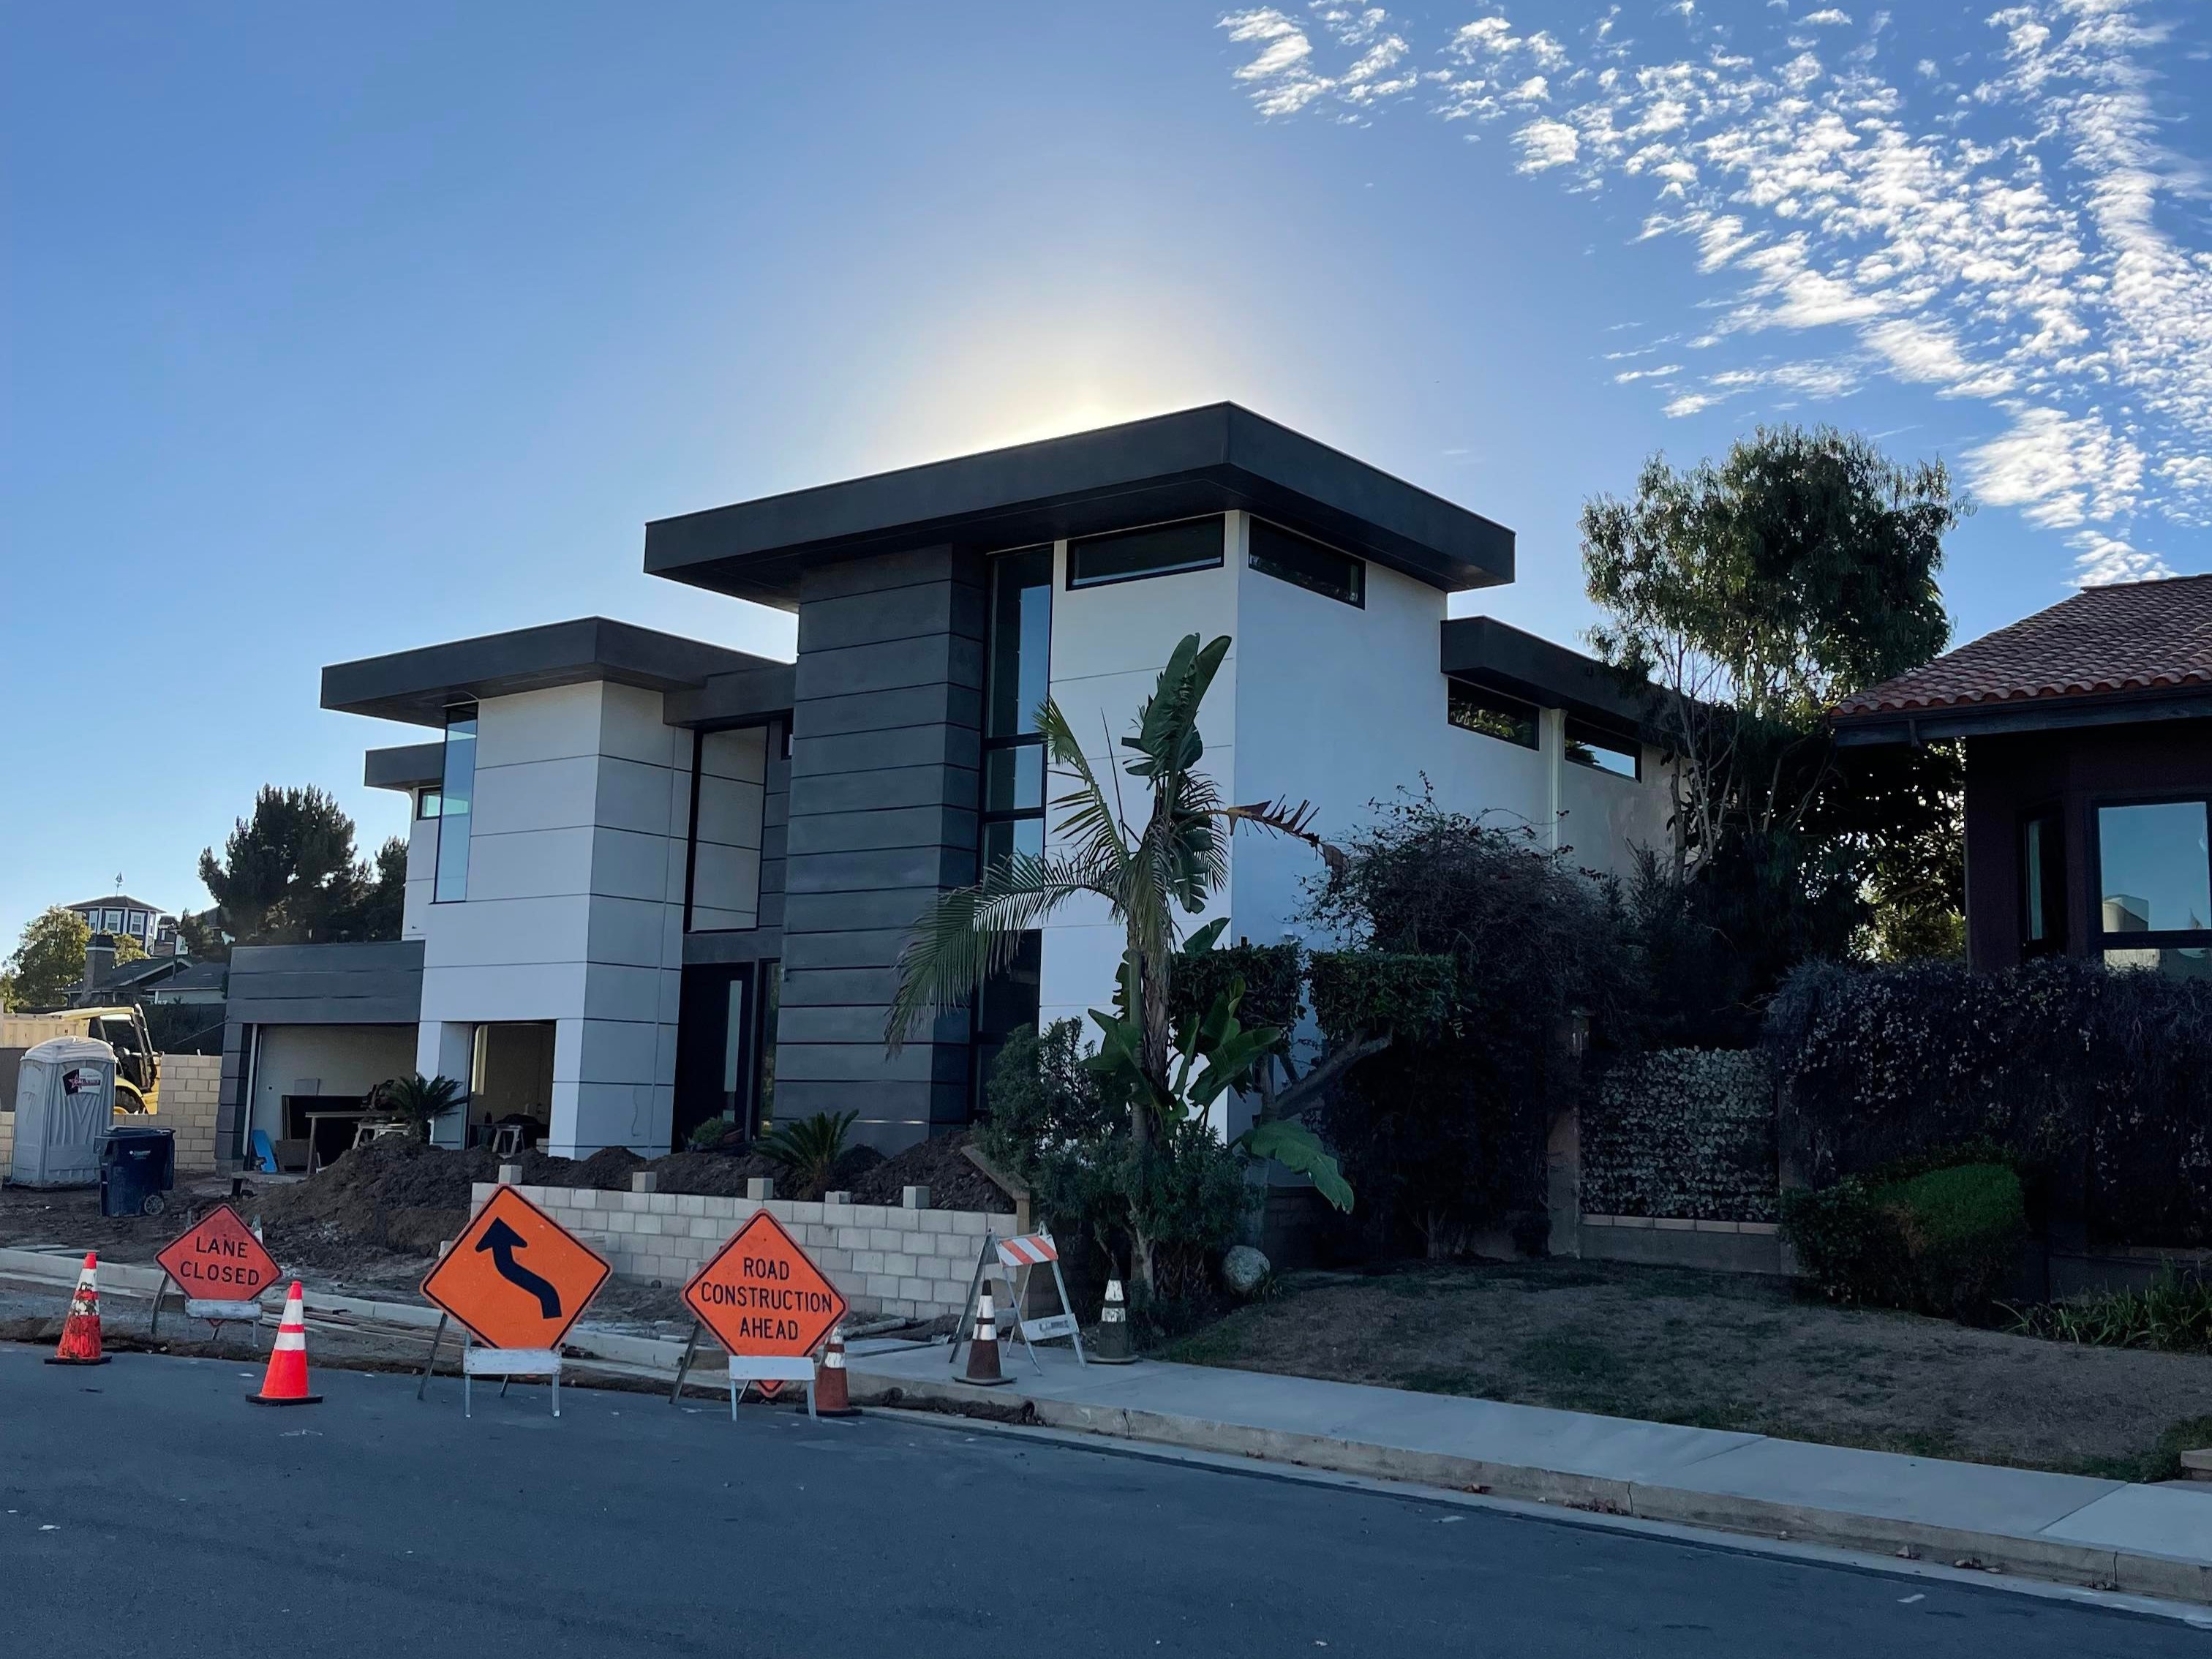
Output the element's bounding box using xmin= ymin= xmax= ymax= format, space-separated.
xmin=0 ymin=1344 xmax=2195 ymax=1658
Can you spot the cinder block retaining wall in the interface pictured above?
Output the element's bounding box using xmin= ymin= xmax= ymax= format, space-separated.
xmin=481 ymin=1182 xmax=1015 ymax=1324
xmin=1575 ymin=1214 xmax=1792 ymax=1276
xmin=0 ymin=1052 xmax=222 ymax=1178
xmin=159 ymin=1054 xmax=222 ymax=1172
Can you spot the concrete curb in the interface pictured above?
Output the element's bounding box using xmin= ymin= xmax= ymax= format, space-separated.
xmin=6 ymin=1246 xmax=2199 ymax=1605
xmin=840 ymin=1367 xmax=2205 ymax=1606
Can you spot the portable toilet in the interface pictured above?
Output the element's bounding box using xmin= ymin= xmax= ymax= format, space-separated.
xmin=10 ymin=1037 xmax=117 ymax=1187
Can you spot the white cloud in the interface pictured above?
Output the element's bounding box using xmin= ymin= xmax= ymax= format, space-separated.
xmin=1214 ymin=0 xmax=2212 ymax=576
xmin=1515 ymin=117 xmax=1581 ymax=171
xmin=2066 ymin=529 xmax=2175 ymax=586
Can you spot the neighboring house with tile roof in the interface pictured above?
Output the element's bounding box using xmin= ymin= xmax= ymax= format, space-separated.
xmin=1832 ymin=575 xmax=2212 ymax=978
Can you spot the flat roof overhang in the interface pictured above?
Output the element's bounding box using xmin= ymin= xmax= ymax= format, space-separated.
xmin=1832 ymin=687 xmax=2212 ymax=746
xmin=643 ymin=403 xmax=1515 ymax=609
xmin=363 ymin=742 xmax=444 ymax=791
xmin=322 ymin=617 xmax=787 ymax=729
xmin=1440 ymin=615 xmax=1658 ymax=739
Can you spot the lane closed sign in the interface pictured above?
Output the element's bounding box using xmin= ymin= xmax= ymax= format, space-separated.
xmin=155 ymin=1205 xmax=281 ymax=1304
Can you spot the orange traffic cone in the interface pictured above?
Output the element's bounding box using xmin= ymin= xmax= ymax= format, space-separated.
xmin=246 ymin=1282 xmax=321 ymax=1406
xmin=46 ymin=1253 xmax=110 ymax=1367
xmin=815 ymin=1321 xmax=859 ymax=1418
xmin=963 ymin=1290 xmax=1009 ymax=1387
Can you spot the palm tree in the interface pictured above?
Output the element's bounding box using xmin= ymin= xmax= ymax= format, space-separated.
xmin=886 ymin=633 xmax=1337 ymax=1282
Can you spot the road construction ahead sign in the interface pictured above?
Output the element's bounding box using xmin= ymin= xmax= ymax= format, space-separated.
xmin=155 ymin=1205 xmax=280 ymax=1304
xmin=684 ymin=1209 xmax=847 ymax=1363
xmin=421 ymin=1186 xmax=610 ymax=1351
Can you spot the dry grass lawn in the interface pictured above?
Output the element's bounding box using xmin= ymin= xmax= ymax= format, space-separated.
xmin=1167 ymin=1259 xmax=2212 ymax=1481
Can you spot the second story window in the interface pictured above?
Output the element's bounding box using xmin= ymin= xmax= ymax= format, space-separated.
xmin=982 ymin=548 xmax=1052 ymax=874
xmin=1447 ymin=680 xmax=1539 ymax=750
xmin=1249 ymin=517 xmax=1365 ymax=608
xmin=1067 ymin=516 xmax=1224 ymax=590
xmin=433 ymin=703 xmax=477 ymax=903
xmin=1565 ymin=720 xmax=1641 ymax=780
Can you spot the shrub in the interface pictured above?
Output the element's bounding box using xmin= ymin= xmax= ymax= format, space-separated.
xmin=2006 ymin=1268 xmax=2212 ymax=1355
xmin=1302 ymin=792 xmax=1639 ymax=1257
xmin=1581 ymin=1048 xmax=1778 ymax=1222
xmin=756 ymin=1110 xmax=857 ymax=1197
xmin=1170 ymin=941 xmax=1303 ymax=1034
xmin=981 ymin=1020 xmax=1250 ymax=1332
xmin=1782 ymin=1159 xmax=2024 ymax=1317
xmin=1766 ymin=956 xmax=2212 ymax=1246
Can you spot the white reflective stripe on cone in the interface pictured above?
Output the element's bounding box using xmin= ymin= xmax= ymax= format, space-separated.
xmin=275 ymin=1329 xmax=306 ymax=1352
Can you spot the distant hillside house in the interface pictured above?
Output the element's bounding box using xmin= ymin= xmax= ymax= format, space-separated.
xmin=1833 ymin=574 xmax=2212 ymax=979
xmin=63 ymin=895 xmax=181 ymax=956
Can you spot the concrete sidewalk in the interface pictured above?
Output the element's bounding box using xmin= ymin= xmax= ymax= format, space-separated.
xmin=7 ymin=1242 xmax=2207 ymax=1605
xmin=844 ymin=1342 xmax=2212 ymax=1603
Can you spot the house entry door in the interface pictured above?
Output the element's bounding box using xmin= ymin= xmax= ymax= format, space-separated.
xmin=672 ymin=963 xmax=756 ymax=1152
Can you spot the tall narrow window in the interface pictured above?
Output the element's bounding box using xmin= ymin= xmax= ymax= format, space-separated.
xmin=977 ymin=548 xmax=1051 ymax=1110
xmin=433 ymin=704 xmax=477 ymax=903
xmin=982 ymin=546 xmax=1052 ymax=876
xmin=2020 ymin=809 xmax=2066 ymax=955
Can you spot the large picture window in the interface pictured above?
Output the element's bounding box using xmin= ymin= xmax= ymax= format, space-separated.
xmin=2096 ymin=797 xmax=2211 ymax=980
xmin=432 ymin=703 xmax=477 ymax=903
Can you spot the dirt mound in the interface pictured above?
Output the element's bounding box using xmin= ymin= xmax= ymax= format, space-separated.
xmin=648 ymin=1149 xmax=783 ymax=1197
xmin=850 ymin=1131 xmax=1013 ymax=1214
xmin=568 ymin=1146 xmax=646 ymax=1189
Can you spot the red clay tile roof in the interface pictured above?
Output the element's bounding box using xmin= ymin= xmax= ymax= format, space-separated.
xmin=1832 ymin=573 xmax=2212 ymax=720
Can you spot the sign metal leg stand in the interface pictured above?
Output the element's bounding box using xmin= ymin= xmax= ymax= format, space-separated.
xmin=418 ymin=1313 xmax=449 ymax=1402
xmin=670 ymin=1320 xmax=704 ymax=1406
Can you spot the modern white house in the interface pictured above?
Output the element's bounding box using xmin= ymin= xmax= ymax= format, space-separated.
xmin=216 ymin=406 xmax=1671 ymax=1166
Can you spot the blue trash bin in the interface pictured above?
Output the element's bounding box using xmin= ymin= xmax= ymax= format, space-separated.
xmin=101 ymin=1126 xmax=176 ymax=1218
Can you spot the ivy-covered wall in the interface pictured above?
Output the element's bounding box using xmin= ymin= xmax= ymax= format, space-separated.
xmin=1581 ymin=1048 xmax=1779 ymax=1222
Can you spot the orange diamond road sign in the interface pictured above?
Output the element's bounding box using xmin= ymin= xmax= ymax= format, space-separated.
xmin=421 ymin=1186 xmax=611 ymax=1351
xmin=684 ymin=1209 xmax=848 ymax=1371
xmin=155 ymin=1205 xmax=281 ymax=1304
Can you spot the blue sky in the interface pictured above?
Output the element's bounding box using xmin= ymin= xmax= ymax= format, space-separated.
xmin=3 ymin=1 xmax=2207 ymax=949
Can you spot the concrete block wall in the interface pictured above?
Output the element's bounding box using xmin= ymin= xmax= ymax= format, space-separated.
xmin=159 ymin=1053 xmax=222 ymax=1173
xmin=482 ymin=1182 xmax=1014 ymax=1323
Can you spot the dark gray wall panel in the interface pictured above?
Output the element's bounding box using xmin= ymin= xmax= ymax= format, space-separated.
xmin=785 ymin=805 xmax=978 ymax=858
xmin=793 ymin=683 xmax=981 ymax=740
xmin=787 ymin=725 xmax=981 ymax=778
xmin=782 ymin=889 xmax=939 ymax=934
xmin=773 ymin=545 xmax=985 ymax=1151
xmin=791 ymin=764 xmax=979 ymax=815
xmin=795 ymin=581 xmax=988 ymax=655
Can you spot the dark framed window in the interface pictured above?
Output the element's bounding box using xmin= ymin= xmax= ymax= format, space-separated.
xmin=975 ymin=548 xmax=1051 ymax=1112
xmin=2094 ymin=796 xmax=2212 ymax=980
xmin=2020 ymin=808 xmax=2066 ymax=956
xmin=1067 ymin=516 xmax=1224 ymax=590
xmin=415 ymin=788 xmax=442 ymax=820
xmin=1249 ymin=517 xmax=1364 ymax=608
xmin=1447 ymin=680 xmax=1539 ymax=750
xmin=1565 ymin=719 xmax=1641 ymax=780
xmin=432 ymin=703 xmax=477 ymax=903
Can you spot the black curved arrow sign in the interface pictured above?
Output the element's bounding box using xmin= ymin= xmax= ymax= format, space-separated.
xmin=476 ymin=1217 xmax=562 ymax=1319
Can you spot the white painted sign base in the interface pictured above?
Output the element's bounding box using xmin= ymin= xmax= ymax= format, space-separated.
xmin=185 ymin=1299 xmax=264 ymax=1323
xmin=462 ymin=1344 xmax=563 ymax=1418
xmin=726 ymin=1355 xmax=817 ymax=1421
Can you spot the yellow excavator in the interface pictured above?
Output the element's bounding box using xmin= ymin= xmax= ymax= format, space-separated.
xmin=1 ymin=1007 xmax=162 ymax=1113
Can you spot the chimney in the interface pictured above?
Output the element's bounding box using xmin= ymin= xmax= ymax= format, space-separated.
xmin=84 ymin=932 xmax=116 ymax=993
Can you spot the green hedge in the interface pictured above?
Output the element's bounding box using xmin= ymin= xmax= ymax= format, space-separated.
xmin=1781 ymin=1160 xmax=2025 ymax=1317
xmin=1169 ymin=942 xmax=1303 ymax=1033
xmin=1766 ymin=957 xmax=2212 ymax=1246
xmin=1581 ymin=1049 xmax=1778 ymax=1222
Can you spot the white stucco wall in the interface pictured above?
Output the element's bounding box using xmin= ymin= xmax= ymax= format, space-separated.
xmin=1035 ymin=522 xmax=1241 ymax=1038
xmin=1028 ymin=513 xmax=1675 ymax=1116
xmin=407 ymin=680 xmax=712 ymax=1158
